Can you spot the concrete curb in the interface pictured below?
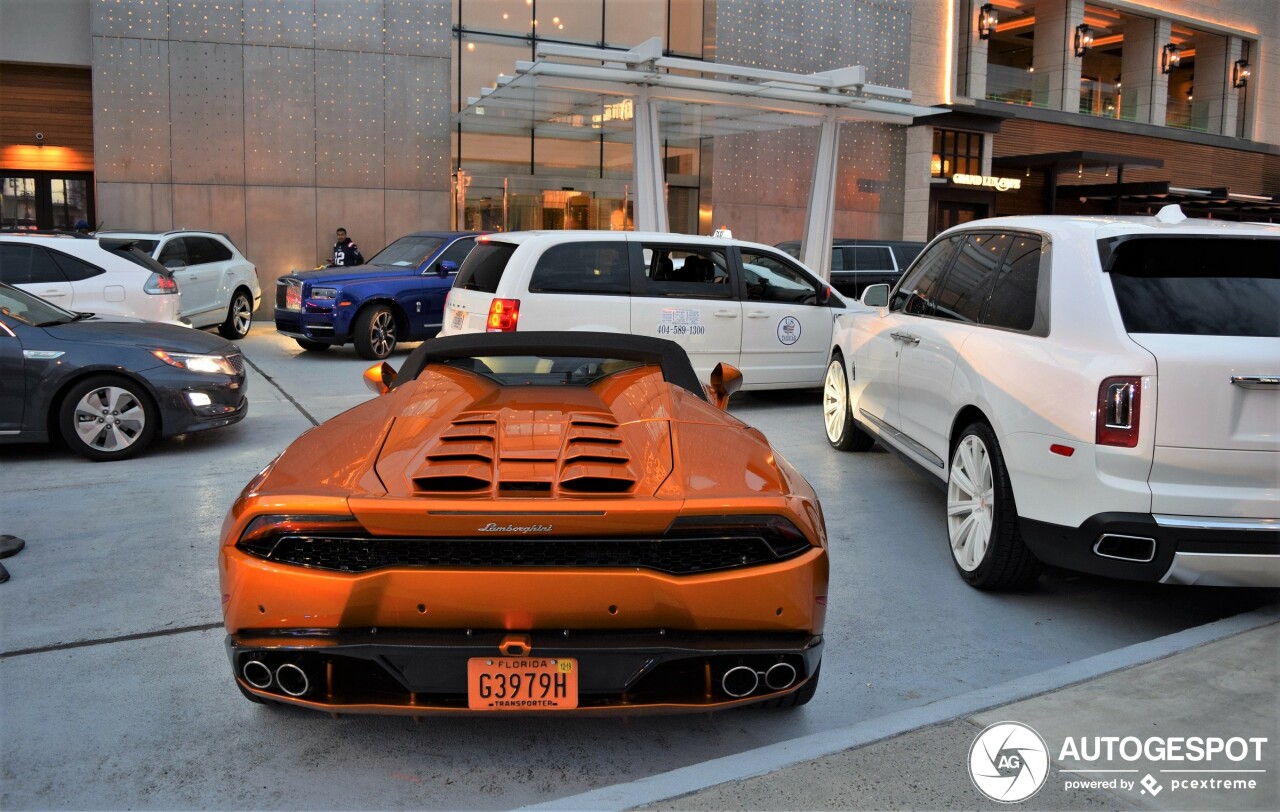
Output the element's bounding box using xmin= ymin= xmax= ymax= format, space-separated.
xmin=519 ymin=604 xmax=1280 ymax=811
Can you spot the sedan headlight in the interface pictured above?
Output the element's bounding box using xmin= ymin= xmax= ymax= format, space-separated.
xmin=152 ymin=349 xmax=238 ymax=375
xmin=310 ymin=287 xmax=339 ymax=300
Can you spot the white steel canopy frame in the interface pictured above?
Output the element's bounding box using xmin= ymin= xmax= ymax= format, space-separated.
xmin=454 ymin=37 xmax=940 ymax=280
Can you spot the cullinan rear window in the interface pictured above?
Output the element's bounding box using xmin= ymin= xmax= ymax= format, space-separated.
xmin=1100 ymin=236 xmax=1280 ymax=337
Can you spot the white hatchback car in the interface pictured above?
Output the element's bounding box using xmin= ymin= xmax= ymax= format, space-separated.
xmin=0 ymin=233 xmax=181 ymax=323
xmin=823 ymin=206 xmax=1279 ymax=589
xmin=440 ymin=231 xmax=848 ymax=389
xmin=103 ymin=230 xmax=261 ymax=338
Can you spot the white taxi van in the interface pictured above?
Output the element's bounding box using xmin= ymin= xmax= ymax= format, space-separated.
xmin=440 ymin=231 xmax=849 ymax=389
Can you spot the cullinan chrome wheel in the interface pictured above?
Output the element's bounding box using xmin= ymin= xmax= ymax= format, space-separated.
xmin=947 ymin=432 xmax=994 ymax=572
xmin=355 ymin=304 xmax=397 ymax=360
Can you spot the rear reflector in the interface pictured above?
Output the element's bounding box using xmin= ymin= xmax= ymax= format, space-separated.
xmin=1049 ymin=444 xmax=1075 ymax=457
xmin=1097 ymin=376 xmax=1141 ymax=448
xmin=486 ymin=298 xmax=519 ymax=332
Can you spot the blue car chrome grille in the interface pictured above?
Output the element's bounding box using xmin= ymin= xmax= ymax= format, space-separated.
xmin=276 ymin=278 xmax=303 ymax=311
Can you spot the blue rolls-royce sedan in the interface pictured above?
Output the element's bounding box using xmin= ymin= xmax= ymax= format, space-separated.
xmin=274 ymin=231 xmax=482 ymax=359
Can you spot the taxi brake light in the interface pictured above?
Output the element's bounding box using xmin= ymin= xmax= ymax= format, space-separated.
xmin=487 ymin=298 xmax=520 ymax=332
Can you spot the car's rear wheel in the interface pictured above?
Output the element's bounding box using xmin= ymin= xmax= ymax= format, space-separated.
xmin=354 ymin=304 xmax=397 ymax=360
xmin=823 ymin=356 xmax=873 ymax=451
xmin=295 ymin=339 xmax=330 ymax=352
xmin=59 ymin=375 xmax=158 ymax=461
xmin=947 ymin=422 xmax=1041 ymax=590
xmin=218 ymin=288 xmax=253 ymax=339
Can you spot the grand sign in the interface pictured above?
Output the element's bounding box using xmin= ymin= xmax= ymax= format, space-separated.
xmin=952 ymin=173 xmax=1023 ymax=192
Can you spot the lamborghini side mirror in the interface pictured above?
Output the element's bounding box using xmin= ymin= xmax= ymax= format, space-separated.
xmin=363 ymin=362 xmax=397 ymax=395
xmin=706 ymin=363 xmax=743 ymax=410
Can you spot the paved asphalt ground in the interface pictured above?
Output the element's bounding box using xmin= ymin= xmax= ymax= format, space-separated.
xmin=1 ymin=325 xmax=1276 ymax=810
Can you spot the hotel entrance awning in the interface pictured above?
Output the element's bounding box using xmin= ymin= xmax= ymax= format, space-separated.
xmin=453 ymin=38 xmax=942 ymax=279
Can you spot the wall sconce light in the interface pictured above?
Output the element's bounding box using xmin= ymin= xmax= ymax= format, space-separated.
xmin=1114 ymin=75 xmax=1122 ymax=90
xmin=1074 ymin=24 xmax=1093 ymax=57
xmin=1161 ymin=43 xmax=1181 ymax=74
xmin=1232 ymin=59 xmax=1251 ymax=89
xmin=978 ymin=4 xmax=998 ymax=40
xmin=1186 ymin=84 xmax=1193 ymax=101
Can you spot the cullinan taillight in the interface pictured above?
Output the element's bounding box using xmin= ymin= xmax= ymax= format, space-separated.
xmin=486 ymin=298 xmax=520 ymax=332
xmin=1096 ymin=376 xmax=1142 ymax=448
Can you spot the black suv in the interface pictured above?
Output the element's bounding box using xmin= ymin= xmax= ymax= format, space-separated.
xmin=776 ymin=238 xmax=925 ymax=298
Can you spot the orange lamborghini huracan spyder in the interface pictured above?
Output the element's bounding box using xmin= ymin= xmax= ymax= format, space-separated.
xmin=219 ymin=332 xmax=829 ymax=714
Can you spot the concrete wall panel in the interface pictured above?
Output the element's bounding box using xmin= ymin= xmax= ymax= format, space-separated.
xmin=383 ymin=0 xmax=452 ymax=58
xmin=384 ymin=56 xmax=452 ymax=190
xmin=316 ymin=51 xmax=385 ymax=188
xmin=172 ymin=185 xmax=248 ymax=252
xmin=92 ymin=38 xmax=171 ymax=183
xmin=95 ymin=182 xmax=172 ymax=231
xmin=3 ymin=0 xmax=91 ymax=66
xmin=170 ymin=0 xmax=243 ymax=45
xmin=246 ymin=186 xmax=318 ymax=313
xmin=169 ymin=42 xmax=245 ymax=185
xmin=315 ymin=0 xmax=383 ymax=53
xmin=244 ymin=0 xmax=314 ymax=47
xmin=91 ymin=0 xmax=166 ymax=40
xmin=316 ymin=188 xmax=386 ymax=258
xmin=244 ymin=46 xmax=316 ymax=187
xmin=385 ymin=189 xmax=452 ymax=239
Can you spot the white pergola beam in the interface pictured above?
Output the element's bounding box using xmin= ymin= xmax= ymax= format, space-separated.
xmin=800 ymin=110 xmax=841 ymax=282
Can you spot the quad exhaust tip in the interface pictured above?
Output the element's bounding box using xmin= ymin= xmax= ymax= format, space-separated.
xmin=275 ymin=663 xmax=310 ymax=697
xmin=765 ymin=662 xmax=798 ymax=691
xmin=721 ymin=665 xmax=759 ymax=698
xmin=242 ymin=659 xmax=273 ymax=690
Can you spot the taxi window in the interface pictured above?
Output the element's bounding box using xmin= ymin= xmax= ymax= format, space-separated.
xmin=638 ymin=245 xmax=733 ymax=300
xmin=739 ymin=249 xmax=821 ymax=304
xmin=529 ymin=242 xmax=630 ymax=294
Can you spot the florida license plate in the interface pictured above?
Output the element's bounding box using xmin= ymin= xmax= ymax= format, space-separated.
xmin=451 ymin=308 xmax=465 ymax=330
xmin=467 ymin=657 xmax=578 ymax=710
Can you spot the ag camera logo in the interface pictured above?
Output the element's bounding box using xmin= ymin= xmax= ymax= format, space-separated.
xmin=969 ymin=721 xmax=1050 ymax=803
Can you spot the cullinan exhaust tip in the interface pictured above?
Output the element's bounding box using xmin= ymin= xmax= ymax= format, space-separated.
xmin=242 ymin=659 xmax=273 ymax=689
xmin=721 ymin=665 xmax=759 ymax=698
xmin=275 ymin=663 xmax=310 ymax=696
xmin=764 ymin=662 xmax=798 ymax=691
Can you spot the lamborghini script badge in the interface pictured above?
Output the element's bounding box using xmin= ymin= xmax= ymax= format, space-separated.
xmin=477 ymin=523 xmax=554 ymax=533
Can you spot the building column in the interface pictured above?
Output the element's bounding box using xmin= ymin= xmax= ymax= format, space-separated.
xmin=1031 ymin=0 xmax=1083 ymax=111
xmin=631 ymin=85 xmax=669 ymax=232
xmin=1196 ymin=34 xmax=1230 ymax=136
xmin=1122 ymin=17 xmax=1172 ymax=126
xmin=903 ymin=125 xmax=934 ymax=243
xmin=1219 ymin=37 xmax=1245 ymax=138
xmin=959 ymin=0 xmax=988 ymax=101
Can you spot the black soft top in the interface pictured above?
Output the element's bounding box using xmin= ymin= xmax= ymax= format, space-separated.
xmin=397 ymin=331 xmax=708 ymax=401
